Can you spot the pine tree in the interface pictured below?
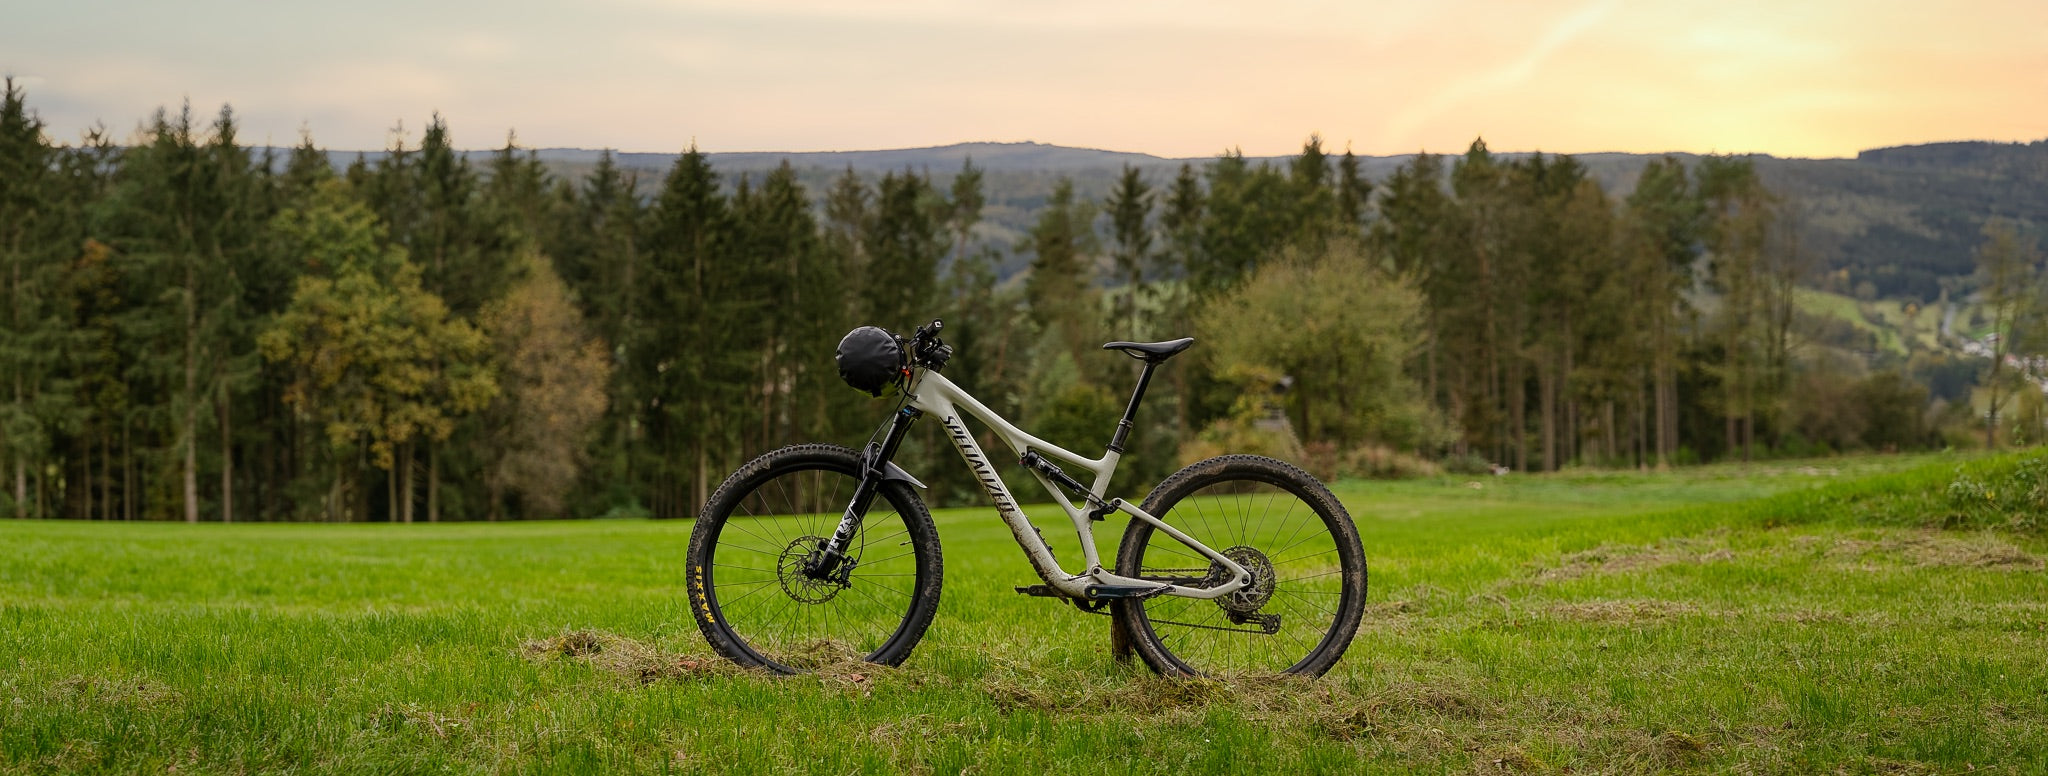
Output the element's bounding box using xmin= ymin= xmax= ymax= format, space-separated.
xmin=1023 ymin=177 xmax=1100 ymax=369
xmin=104 ymin=104 xmax=262 ymax=521
xmin=731 ymin=163 xmax=829 ymax=453
xmin=862 ymin=170 xmax=944 ymax=330
xmin=1193 ymin=151 xmax=1269 ymax=297
xmin=1287 ymin=135 xmax=1336 ymax=252
xmin=1698 ymin=155 xmax=1774 ymax=461
xmin=1622 ymin=156 xmax=1702 ymax=466
xmin=1104 ymin=164 xmax=1154 ymax=339
xmin=554 ymin=150 xmax=644 ymax=512
xmin=484 ymin=132 xmax=559 ymax=249
xmin=1369 ymin=153 xmax=1456 ymax=436
xmin=639 ymin=147 xmax=732 ymax=517
xmin=0 ymin=78 xmax=69 ymax=518
xmin=1334 ymin=148 xmax=1371 ymax=236
xmin=1157 ymin=161 xmax=1205 ymax=335
xmin=946 ymin=157 xmax=985 ymax=270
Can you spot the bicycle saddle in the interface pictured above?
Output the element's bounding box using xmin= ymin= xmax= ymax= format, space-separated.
xmin=1102 ymin=337 xmax=1195 ymax=363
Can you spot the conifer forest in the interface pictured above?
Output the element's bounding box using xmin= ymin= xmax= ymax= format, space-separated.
xmin=1 ymin=82 xmax=2041 ymax=522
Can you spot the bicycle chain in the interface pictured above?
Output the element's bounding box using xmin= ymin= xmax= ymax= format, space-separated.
xmin=1071 ymin=603 xmax=1278 ymax=636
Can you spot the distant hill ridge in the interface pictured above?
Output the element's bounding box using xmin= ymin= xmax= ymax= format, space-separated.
xmin=291 ymin=138 xmax=2048 ymax=301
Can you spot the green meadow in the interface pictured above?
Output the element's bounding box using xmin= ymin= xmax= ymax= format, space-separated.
xmin=3 ymin=452 xmax=2045 ymax=774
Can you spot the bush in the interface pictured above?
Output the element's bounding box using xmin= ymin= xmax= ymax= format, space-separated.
xmin=1339 ymin=445 xmax=1442 ymax=479
xmin=1943 ymin=451 xmax=2048 ymax=532
xmin=1177 ymin=416 xmax=1305 ymax=467
xmin=1442 ymin=452 xmax=1492 ymax=476
xmin=1300 ymin=441 xmax=1443 ymax=481
xmin=1301 ymin=441 xmax=1341 ymax=482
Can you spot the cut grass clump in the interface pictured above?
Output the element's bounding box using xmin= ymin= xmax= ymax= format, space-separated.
xmin=522 ymin=629 xmax=735 ymax=683
xmin=1802 ymin=532 xmax=2042 ymax=571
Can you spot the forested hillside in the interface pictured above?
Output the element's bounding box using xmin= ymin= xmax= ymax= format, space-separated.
xmin=302 ymin=139 xmax=2048 ymax=291
xmin=432 ymin=139 xmax=2048 ymax=295
xmin=4 ymin=81 xmax=2043 ymax=522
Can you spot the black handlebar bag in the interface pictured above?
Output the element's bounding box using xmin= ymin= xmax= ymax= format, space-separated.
xmin=836 ymin=326 xmax=905 ymax=397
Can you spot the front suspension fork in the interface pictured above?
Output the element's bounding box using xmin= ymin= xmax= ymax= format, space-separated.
xmin=806 ymin=406 xmax=921 ymax=578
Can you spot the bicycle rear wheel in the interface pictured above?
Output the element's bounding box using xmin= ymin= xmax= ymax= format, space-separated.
xmin=1112 ymin=455 xmax=1366 ymax=677
xmin=685 ymin=444 xmax=943 ymax=673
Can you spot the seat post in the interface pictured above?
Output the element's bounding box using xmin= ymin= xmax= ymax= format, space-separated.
xmin=1108 ymin=362 xmax=1158 ymax=454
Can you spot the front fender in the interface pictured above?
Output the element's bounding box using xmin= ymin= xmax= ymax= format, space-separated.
xmin=861 ymin=446 xmax=926 ymax=489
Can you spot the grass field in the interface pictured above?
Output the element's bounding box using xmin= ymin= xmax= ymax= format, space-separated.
xmin=4 ymin=452 xmax=2046 ymax=774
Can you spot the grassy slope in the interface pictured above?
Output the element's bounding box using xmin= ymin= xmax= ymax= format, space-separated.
xmin=1794 ymin=287 xmax=1958 ymax=357
xmin=3 ymin=453 xmax=2044 ymax=774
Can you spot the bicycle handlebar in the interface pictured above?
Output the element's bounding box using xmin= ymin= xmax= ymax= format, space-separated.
xmin=908 ymin=319 xmax=952 ymax=371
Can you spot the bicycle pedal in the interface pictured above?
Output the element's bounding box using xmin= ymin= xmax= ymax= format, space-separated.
xmin=1083 ymin=584 xmax=1172 ymax=600
xmin=1014 ymin=585 xmax=1062 ymax=598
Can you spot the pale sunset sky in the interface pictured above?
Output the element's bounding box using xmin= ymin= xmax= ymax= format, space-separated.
xmin=5 ymin=0 xmax=2045 ymax=158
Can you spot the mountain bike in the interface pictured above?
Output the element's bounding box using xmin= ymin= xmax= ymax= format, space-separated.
xmin=684 ymin=320 xmax=1367 ymax=677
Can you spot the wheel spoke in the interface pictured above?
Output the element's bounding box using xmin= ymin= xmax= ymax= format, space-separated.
xmin=1120 ymin=462 xmax=1364 ymax=678
xmin=689 ymin=449 xmax=940 ymax=674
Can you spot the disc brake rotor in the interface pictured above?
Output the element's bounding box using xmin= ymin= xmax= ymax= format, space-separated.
xmin=776 ymin=536 xmax=849 ymax=604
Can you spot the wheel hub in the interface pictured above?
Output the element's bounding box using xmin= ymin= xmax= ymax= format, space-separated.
xmin=777 ymin=536 xmax=849 ymax=604
xmin=1206 ymin=545 xmax=1277 ymax=615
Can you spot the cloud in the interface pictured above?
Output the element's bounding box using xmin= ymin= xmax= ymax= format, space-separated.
xmin=1381 ymin=0 xmax=1620 ymax=149
xmin=449 ymin=32 xmax=518 ymax=63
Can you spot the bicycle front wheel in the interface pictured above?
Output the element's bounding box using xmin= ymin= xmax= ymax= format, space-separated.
xmin=685 ymin=444 xmax=943 ymax=673
xmin=1112 ymin=455 xmax=1366 ymax=677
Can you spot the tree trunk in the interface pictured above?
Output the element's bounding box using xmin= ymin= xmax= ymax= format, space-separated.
xmin=13 ymin=374 xmax=24 ymax=518
xmin=694 ymin=443 xmax=709 ymax=520
xmin=1604 ymin=400 xmax=1618 ymax=468
xmin=388 ymin=452 xmax=401 ymax=524
xmin=75 ymin=433 xmax=93 ymax=519
xmin=1654 ymin=359 xmax=1673 ymax=469
xmin=1539 ymin=363 xmax=1557 ymax=472
xmin=101 ymin=430 xmax=113 ymax=520
xmin=428 ymin=443 xmax=440 ymax=523
xmin=1508 ymin=358 xmax=1526 ymax=472
xmin=1985 ymin=365 xmax=2002 ymax=449
xmin=182 ymin=415 xmax=198 ymax=522
xmin=1636 ymin=383 xmax=1650 ymax=471
xmin=123 ymin=416 xmax=134 ymax=521
xmin=327 ymin=467 xmax=344 ymax=523
xmin=1562 ymin=308 xmax=1576 ymax=467
xmin=400 ymin=442 xmax=415 ymax=524
xmin=183 ymin=261 xmax=200 ymax=524
xmin=1742 ymin=414 xmax=1754 ymax=463
xmin=356 ymin=444 xmax=370 ymax=523
xmin=219 ymin=390 xmax=233 ymax=523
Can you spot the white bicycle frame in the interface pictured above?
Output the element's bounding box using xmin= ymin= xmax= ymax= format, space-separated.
xmin=901 ymin=367 xmax=1251 ymax=601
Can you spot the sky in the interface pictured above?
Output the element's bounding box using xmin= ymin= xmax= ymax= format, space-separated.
xmin=5 ymin=0 xmax=2046 ymax=159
